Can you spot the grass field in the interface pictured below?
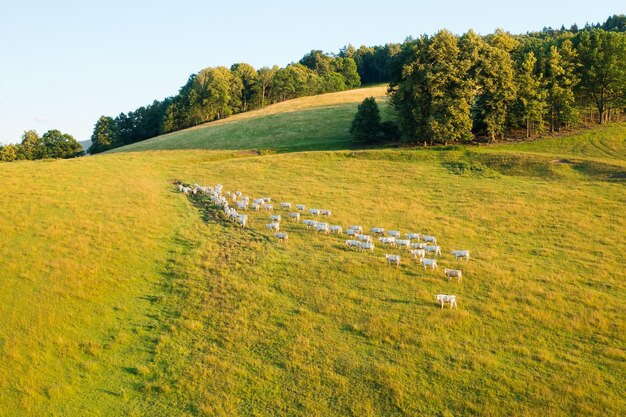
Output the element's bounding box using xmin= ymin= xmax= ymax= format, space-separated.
xmin=1 ymin=87 xmax=625 ymax=416
xmin=110 ymin=85 xmax=389 ymax=153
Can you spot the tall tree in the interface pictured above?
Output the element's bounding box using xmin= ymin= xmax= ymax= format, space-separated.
xmin=231 ymin=63 xmax=258 ymax=112
xmin=475 ymin=37 xmax=518 ymax=141
xmin=331 ymin=57 xmax=361 ymax=89
xmin=391 ymin=31 xmax=474 ymax=144
xmin=515 ymin=52 xmax=547 ymax=137
xmin=576 ymin=29 xmax=626 ymax=123
xmin=17 ymin=130 xmax=44 ymax=160
xmin=89 ymin=116 xmax=118 ymax=154
xmin=350 ymin=97 xmax=382 ymax=143
xmin=545 ymin=41 xmax=579 ymax=131
xmin=41 ymin=130 xmax=84 ymax=159
xmin=255 ymin=66 xmax=279 ymax=107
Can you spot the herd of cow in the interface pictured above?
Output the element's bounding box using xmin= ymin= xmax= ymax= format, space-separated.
xmin=177 ymin=181 xmax=466 ymax=309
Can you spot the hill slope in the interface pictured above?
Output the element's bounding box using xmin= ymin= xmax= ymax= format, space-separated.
xmin=1 ymin=118 xmax=625 ymax=415
xmin=110 ymin=85 xmax=388 ymax=153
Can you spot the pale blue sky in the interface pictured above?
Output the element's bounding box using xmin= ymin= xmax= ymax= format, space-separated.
xmin=0 ymin=1 xmax=623 ymax=143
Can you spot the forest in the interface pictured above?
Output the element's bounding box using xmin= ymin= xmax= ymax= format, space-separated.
xmin=1 ymin=14 xmax=624 ymax=159
xmin=74 ymin=13 xmax=626 ymax=152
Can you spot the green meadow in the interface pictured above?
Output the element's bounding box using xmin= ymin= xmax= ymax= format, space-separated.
xmin=1 ymin=86 xmax=625 ymax=416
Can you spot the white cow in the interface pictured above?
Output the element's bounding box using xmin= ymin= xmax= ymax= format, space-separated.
xmin=330 ymin=225 xmax=343 ymax=234
xmin=269 ymin=214 xmax=282 ymax=222
xmin=346 ymin=229 xmax=357 ymax=236
xmin=425 ymin=245 xmax=442 ymax=257
xmin=371 ymin=227 xmax=385 ymax=235
xmin=409 ymin=249 xmax=426 ymax=259
xmin=296 ymin=204 xmax=306 ymax=211
xmin=405 ymin=233 xmax=421 ymax=240
xmin=451 ymin=250 xmax=471 ymax=261
xmin=387 ymin=230 xmax=401 ymax=238
xmin=420 ymin=258 xmax=438 ymax=270
xmin=348 ymin=225 xmax=363 ymax=234
xmin=263 ymin=203 xmax=274 ymax=211
xmin=309 ymin=208 xmax=321 ymax=216
xmin=444 ymin=269 xmax=462 ymax=283
xmin=411 ymin=242 xmax=426 ymax=250
xmin=280 ymin=202 xmax=292 ymax=210
xmin=346 ymin=240 xmax=360 ymax=249
xmin=236 ymin=215 xmax=248 ymax=228
xmin=356 ymin=234 xmax=373 ymax=243
xmin=275 ymin=232 xmax=288 ymax=242
xmin=358 ymin=242 xmax=375 ymax=253
xmin=303 ymin=219 xmax=317 ymax=228
xmin=266 ymin=222 xmax=280 ymax=232
xmin=423 ymin=235 xmax=437 ymax=244
xmin=378 ymin=236 xmax=396 ymax=246
xmin=385 ymin=254 xmax=401 ymax=267
xmin=436 ymin=294 xmax=457 ymax=309
xmin=314 ymin=222 xmax=330 ymax=234
xmin=320 ymin=209 xmax=332 ymax=217
xmin=396 ymin=239 xmax=411 ymax=250
xmin=288 ymin=212 xmax=301 ymax=222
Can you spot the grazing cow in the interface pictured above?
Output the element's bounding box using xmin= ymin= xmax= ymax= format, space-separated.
xmin=378 ymin=236 xmax=396 ymax=246
xmin=314 ymin=222 xmax=330 ymax=234
xmin=385 ymin=254 xmax=401 ymax=267
xmin=358 ymin=242 xmax=375 ymax=253
xmin=420 ymin=258 xmax=438 ymax=270
xmin=396 ymin=239 xmax=411 ymax=250
xmin=405 ymin=233 xmax=421 ymax=240
xmin=330 ymin=225 xmax=343 ymax=234
xmin=280 ymin=202 xmax=292 ymax=210
xmin=263 ymin=203 xmax=274 ymax=211
xmin=423 ymin=235 xmax=437 ymax=244
xmin=356 ymin=234 xmax=373 ymax=243
xmin=425 ymin=245 xmax=442 ymax=257
xmin=348 ymin=225 xmax=363 ymax=234
xmin=274 ymin=232 xmax=288 ymax=242
xmin=346 ymin=240 xmax=360 ymax=249
xmin=269 ymin=214 xmax=282 ymax=222
xmin=266 ymin=222 xmax=280 ymax=232
xmin=451 ymin=250 xmax=470 ymax=261
xmin=288 ymin=212 xmax=301 ymax=222
xmin=409 ymin=249 xmax=426 ymax=259
xmin=371 ymin=227 xmax=385 ymax=235
xmin=436 ymin=294 xmax=457 ymax=309
xmin=444 ymin=269 xmax=462 ymax=283
xmin=387 ymin=230 xmax=401 ymax=238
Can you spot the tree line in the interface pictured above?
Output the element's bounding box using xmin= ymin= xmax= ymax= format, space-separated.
xmin=388 ymin=18 xmax=626 ymax=144
xmin=0 ymin=130 xmax=83 ymax=162
xmin=89 ymin=51 xmax=366 ymax=153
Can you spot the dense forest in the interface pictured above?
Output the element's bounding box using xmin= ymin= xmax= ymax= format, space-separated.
xmin=389 ymin=21 xmax=626 ymax=144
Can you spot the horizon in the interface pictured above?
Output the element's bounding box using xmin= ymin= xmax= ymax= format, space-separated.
xmin=0 ymin=0 xmax=624 ymax=144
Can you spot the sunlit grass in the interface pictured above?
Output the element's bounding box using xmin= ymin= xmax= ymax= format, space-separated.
xmin=109 ymin=85 xmax=388 ymax=153
xmin=0 ymin=108 xmax=624 ymax=415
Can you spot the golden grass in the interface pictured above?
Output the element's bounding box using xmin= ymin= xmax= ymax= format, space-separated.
xmin=0 ymin=116 xmax=624 ymax=416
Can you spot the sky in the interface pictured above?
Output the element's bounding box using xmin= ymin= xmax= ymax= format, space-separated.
xmin=0 ymin=0 xmax=623 ymax=143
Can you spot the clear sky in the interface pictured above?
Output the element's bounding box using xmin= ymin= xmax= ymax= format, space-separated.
xmin=0 ymin=0 xmax=623 ymax=143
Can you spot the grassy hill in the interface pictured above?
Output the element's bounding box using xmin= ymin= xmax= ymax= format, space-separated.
xmin=110 ymin=85 xmax=389 ymax=153
xmin=1 ymin=92 xmax=625 ymax=416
